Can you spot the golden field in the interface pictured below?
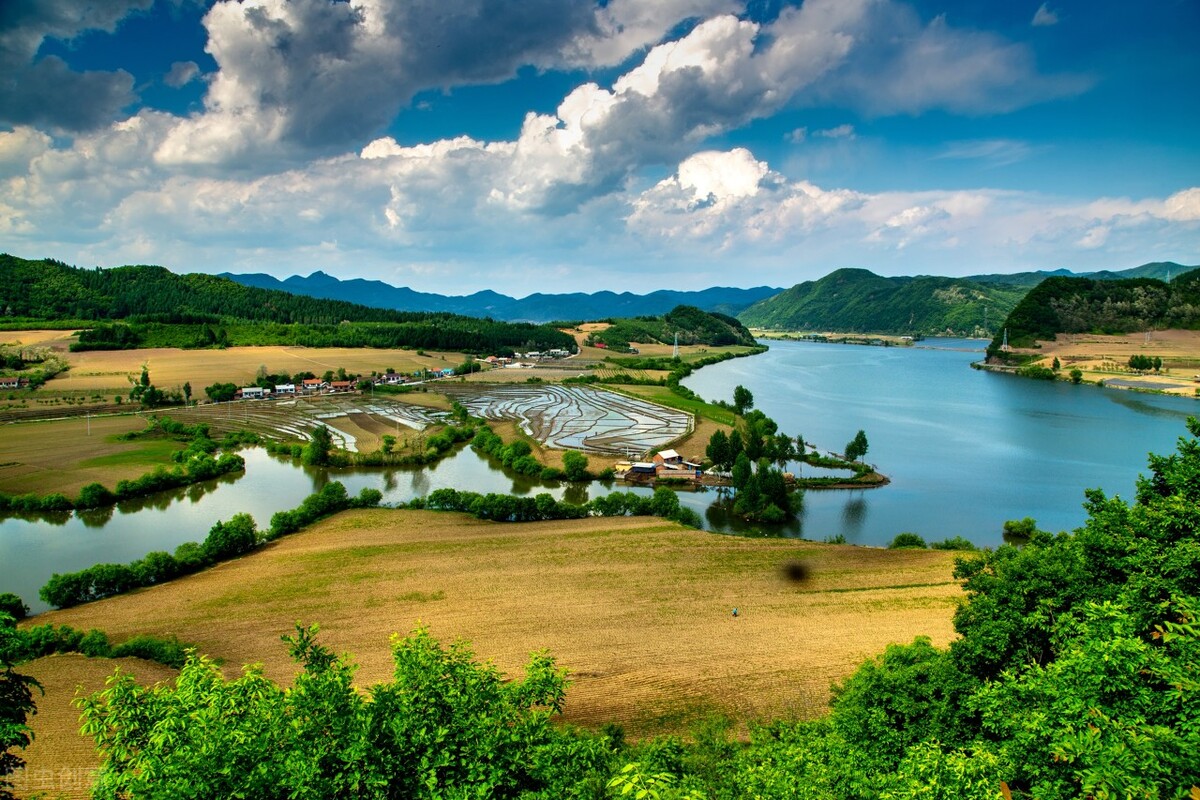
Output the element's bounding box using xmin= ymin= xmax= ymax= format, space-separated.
xmin=17 ymin=508 xmax=962 ymax=793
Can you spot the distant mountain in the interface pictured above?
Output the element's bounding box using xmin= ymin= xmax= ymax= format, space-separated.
xmin=964 ymin=261 xmax=1192 ymax=289
xmin=219 ymin=271 xmax=781 ymax=322
xmin=988 ymin=267 xmax=1200 ymax=358
xmin=737 ymin=268 xmax=1027 ymax=336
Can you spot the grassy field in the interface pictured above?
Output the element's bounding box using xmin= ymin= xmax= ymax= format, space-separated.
xmin=616 ymin=383 xmax=739 ymax=428
xmin=0 ymin=414 xmax=179 ymax=496
xmin=20 ymin=508 xmax=962 ymax=789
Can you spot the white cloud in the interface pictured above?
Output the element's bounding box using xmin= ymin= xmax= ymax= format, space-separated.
xmin=1032 ymin=4 xmax=1059 ymax=27
xmin=815 ymin=124 xmax=856 ymax=139
xmin=934 ymin=139 xmax=1035 ymax=167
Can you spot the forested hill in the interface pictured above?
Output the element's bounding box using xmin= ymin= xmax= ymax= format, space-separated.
xmin=222 ymin=270 xmax=781 ymax=322
xmin=0 ymin=254 xmax=575 ymax=354
xmin=737 ymin=268 xmax=1026 ymax=336
xmin=988 ymin=267 xmax=1200 ymax=357
xmin=583 ymin=305 xmax=757 ymax=349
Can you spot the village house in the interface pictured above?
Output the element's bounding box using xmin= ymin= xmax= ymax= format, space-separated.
xmin=273 ymin=383 xmax=296 ymax=395
xmin=652 ymin=449 xmax=683 ymax=466
xmin=0 ymin=376 xmax=21 ymax=389
xmin=301 ymin=378 xmax=326 ymax=393
xmin=238 ymin=386 xmax=267 ymax=400
xmin=329 ymin=380 xmax=354 ymax=392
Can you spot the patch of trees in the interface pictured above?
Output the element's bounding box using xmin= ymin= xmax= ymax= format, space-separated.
xmin=706 ymin=408 xmax=803 ymax=522
xmin=1128 ymin=354 xmax=1162 ymax=372
xmin=38 ymin=482 xmax=382 ymax=609
xmin=412 ymin=485 xmax=702 ymax=529
xmin=585 ymin=305 xmax=756 ymax=349
xmin=989 ymin=268 xmax=1200 ymax=358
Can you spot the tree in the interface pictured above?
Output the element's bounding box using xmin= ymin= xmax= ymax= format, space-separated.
xmin=303 ymin=424 xmax=333 ymax=466
xmin=561 ymin=450 xmax=589 ymax=482
xmin=182 ymin=381 xmax=192 ymax=405
xmin=731 ymin=452 xmax=752 ymax=491
xmin=1051 ymin=356 xmax=1060 ymax=371
xmin=380 ymin=434 xmax=396 ymax=454
xmin=733 ymin=385 xmax=754 ymax=415
xmin=845 ymin=430 xmax=869 ymax=462
xmin=202 ymin=513 xmax=258 ymax=561
xmin=706 ymin=430 xmax=731 ymax=472
xmin=1069 ymin=368 xmax=1083 ymax=384
xmin=1 ymin=613 xmax=40 ymax=800
xmin=0 ymin=595 xmax=26 ymax=622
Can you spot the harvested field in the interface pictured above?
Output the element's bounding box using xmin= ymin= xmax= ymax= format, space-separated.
xmin=0 ymin=329 xmax=79 ymax=350
xmin=27 ymin=510 xmax=962 ymax=760
xmin=1016 ymin=330 xmax=1200 ymax=397
xmin=459 ymin=366 xmax=589 ymax=383
xmin=46 ymin=345 xmax=469 ymax=393
xmin=9 ymin=653 xmax=178 ymax=800
xmin=442 ymin=384 xmax=692 ymax=456
xmin=0 ymin=414 xmax=178 ymax=496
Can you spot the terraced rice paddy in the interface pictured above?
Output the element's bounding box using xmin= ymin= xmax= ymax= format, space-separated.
xmin=160 ymin=396 xmax=448 ymax=452
xmin=443 ymin=384 xmax=692 ymax=455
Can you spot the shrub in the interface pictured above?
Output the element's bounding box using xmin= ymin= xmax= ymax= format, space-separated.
xmin=889 ymin=533 xmax=928 ymax=549
xmin=930 ymin=536 xmax=978 ymax=551
xmin=0 ymin=592 xmax=29 ymax=620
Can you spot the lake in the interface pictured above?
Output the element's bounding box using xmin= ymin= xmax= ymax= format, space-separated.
xmin=3 ymin=338 xmax=1197 ymax=613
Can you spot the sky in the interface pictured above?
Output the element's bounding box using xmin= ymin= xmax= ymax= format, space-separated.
xmin=1 ymin=0 xmax=1198 ymax=296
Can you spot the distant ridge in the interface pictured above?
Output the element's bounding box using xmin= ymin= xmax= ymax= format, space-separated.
xmin=220 ymin=271 xmax=781 ymax=322
xmin=964 ymin=261 xmax=1190 ymax=288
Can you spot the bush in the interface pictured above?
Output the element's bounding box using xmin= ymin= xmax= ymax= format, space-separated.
xmin=888 ymin=533 xmax=927 ymax=549
xmin=929 ymin=536 xmax=978 ymax=551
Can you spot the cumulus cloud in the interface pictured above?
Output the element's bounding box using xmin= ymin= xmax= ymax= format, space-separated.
xmin=164 ymin=61 xmax=201 ymax=88
xmin=0 ymin=0 xmax=148 ymax=131
xmin=1032 ymin=4 xmax=1059 ymax=27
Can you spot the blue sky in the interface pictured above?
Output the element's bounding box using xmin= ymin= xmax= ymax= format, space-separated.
xmin=1 ymin=0 xmax=1197 ymax=295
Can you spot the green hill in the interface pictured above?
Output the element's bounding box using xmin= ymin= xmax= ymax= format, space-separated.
xmin=584 ymin=305 xmax=757 ymax=350
xmin=0 ymin=254 xmax=575 ymax=355
xmin=737 ymin=268 xmax=1026 ymax=337
xmin=987 ymin=267 xmax=1200 ymax=358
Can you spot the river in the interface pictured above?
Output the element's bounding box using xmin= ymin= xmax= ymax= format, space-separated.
xmin=3 ymin=338 xmax=1196 ymax=613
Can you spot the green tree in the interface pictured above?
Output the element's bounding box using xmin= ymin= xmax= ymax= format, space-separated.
xmin=0 ymin=596 xmax=26 ymax=621
xmin=732 ymin=385 xmax=754 ymax=415
xmin=562 ymin=450 xmax=590 ymax=481
xmin=182 ymin=381 xmax=192 ymax=405
xmin=202 ymin=513 xmax=258 ymax=561
xmin=705 ymin=430 xmax=731 ymax=472
xmin=1069 ymin=368 xmax=1083 ymax=384
xmin=380 ymin=434 xmax=396 ymax=454
xmin=1 ymin=613 xmax=40 ymax=800
xmin=303 ymin=424 xmax=333 ymax=466
xmin=845 ymin=430 xmax=869 ymax=462
xmin=731 ymin=452 xmax=752 ymax=491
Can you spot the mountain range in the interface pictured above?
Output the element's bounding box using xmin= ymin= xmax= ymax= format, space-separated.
xmin=220 ymin=271 xmax=781 ymax=322
xmin=221 ymin=262 xmax=1193 ymax=330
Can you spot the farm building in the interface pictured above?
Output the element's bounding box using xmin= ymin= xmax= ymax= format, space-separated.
xmin=378 ymin=373 xmax=406 ymax=385
xmin=239 ymin=386 xmax=267 ymax=400
xmin=653 ymin=449 xmax=682 ymax=465
xmin=628 ymin=462 xmax=657 ymax=475
xmin=329 ymin=380 xmax=354 ymax=392
xmin=301 ymin=378 xmax=326 ymax=393
xmin=274 ymin=383 xmax=296 ymax=395
xmin=0 ymin=377 xmax=20 ymax=389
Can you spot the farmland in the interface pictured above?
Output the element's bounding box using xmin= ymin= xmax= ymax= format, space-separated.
xmin=0 ymin=414 xmax=180 ymax=496
xmin=13 ymin=507 xmax=962 ymax=796
xmin=442 ymin=384 xmax=693 ymax=456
